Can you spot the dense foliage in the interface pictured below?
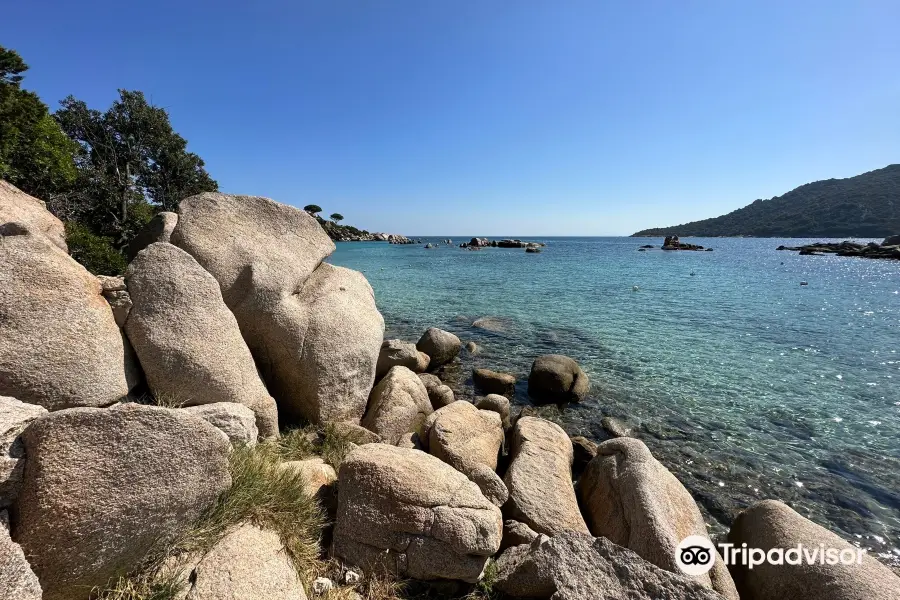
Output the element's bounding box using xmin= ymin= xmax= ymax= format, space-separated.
xmin=1 ymin=45 xmax=217 ymax=274
xmin=633 ymin=165 xmax=900 ymax=238
xmin=0 ymin=47 xmax=78 ymax=200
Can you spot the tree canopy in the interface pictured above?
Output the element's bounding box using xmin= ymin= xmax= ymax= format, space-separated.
xmin=303 ymin=204 xmax=322 ymax=215
xmin=0 ymin=46 xmax=78 ymax=200
xmin=330 ymin=213 xmax=344 ymax=223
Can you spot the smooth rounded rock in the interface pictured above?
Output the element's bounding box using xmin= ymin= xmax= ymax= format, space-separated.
xmin=473 ymin=368 xmax=516 ymax=397
xmin=416 ymin=328 xmax=461 ymax=367
xmin=527 ymin=354 xmax=590 ymax=404
xmin=362 ymin=366 xmax=432 ymax=444
xmin=504 ymin=417 xmax=589 ymax=536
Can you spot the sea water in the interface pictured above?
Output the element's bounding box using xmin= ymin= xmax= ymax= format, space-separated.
xmin=329 ymin=237 xmax=900 ymax=566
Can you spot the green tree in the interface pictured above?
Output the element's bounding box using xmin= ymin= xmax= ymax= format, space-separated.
xmin=55 ymin=90 xmax=218 ymax=245
xmin=329 ymin=213 xmax=344 ymax=223
xmin=0 ymin=46 xmax=78 ymax=199
xmin=303 ymin=204 xmax=322 ymax=216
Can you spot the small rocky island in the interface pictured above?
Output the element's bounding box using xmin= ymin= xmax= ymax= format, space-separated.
xmin=777 ymin=235 xmax=900 ymax=260
xmin=637 ymin=235 xmax=713 ymax=251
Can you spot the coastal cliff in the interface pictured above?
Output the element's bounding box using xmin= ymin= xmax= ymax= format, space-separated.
xmin=1 ymin=180 xmax=898 ymax=600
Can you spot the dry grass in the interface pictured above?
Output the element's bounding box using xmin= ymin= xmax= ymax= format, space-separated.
xmin=96 ymin=440 xmax=325 ymax=599
xmin=95 ymin=423 xmax=495 ymax=600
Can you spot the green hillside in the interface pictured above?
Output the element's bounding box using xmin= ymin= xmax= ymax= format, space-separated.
xmin=632 ymin=165 xmax=900 ymax=237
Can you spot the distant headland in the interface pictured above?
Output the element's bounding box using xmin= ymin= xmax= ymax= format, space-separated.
xmin=632 ymin=164 xmax=900 ymax=238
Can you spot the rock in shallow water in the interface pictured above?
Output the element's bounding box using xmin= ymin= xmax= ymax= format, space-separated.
xmin=527 ymin=354 xmax=590 ymax=404
xmin=416 ymin=327 xmax=461 ymax=367
xmin=418 ymin=373 xmax=456 ymax=410
xmin=332 ymin=444 xmax=502 ymax=582
xmin=728 ymin=499 xmax=900 ymax=600
xmin=472 ymin=367 xmax=516 ymax=397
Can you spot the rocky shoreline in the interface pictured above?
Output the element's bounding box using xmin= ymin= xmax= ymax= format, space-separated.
xmin=1 ymin=180 xmax=898 ymax=599
xmin=777 ymin=236 xmax=900 ymax=260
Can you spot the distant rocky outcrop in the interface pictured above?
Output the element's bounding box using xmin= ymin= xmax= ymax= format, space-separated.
xmin=662 ymin=235 xmax=709 ymax=251
xmin=633 ymin=164 xmax=900 ymax=237
xmin=777 ymin=238 xmax=900 ymax=260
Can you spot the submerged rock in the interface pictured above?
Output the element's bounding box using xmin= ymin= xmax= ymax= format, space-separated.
xmin=527 ymin=355 xmax=590 ymax=404
xmin=332 ymin=444 xmax=502 ymax=582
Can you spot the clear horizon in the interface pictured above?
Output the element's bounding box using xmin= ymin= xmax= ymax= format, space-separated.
xmin=4 ymin=1 xmax=899 ymax=235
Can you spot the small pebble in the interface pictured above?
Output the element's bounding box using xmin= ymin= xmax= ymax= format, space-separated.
xmin=313 ymin=577 xmax=334 ymax=595
xmin=344 ymin=570 xmax=361 ymax=584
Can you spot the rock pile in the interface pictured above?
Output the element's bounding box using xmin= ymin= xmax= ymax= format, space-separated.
xmin=1 ymin=178 xmax=897 ymax=599
xmin=778 ymin=238 xmax=900 ymax=260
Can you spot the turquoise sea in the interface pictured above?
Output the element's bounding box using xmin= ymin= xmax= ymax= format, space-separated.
xmin=329 ymin=237 xmax=900 ymax=566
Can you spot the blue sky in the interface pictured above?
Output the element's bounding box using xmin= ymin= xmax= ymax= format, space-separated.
xmin=4 ymin=1 xmax=899 ymax=235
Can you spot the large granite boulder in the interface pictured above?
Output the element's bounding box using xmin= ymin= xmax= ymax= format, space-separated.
xmin=332 ymin=444 xmax=502 ymax=582
xmin=126 ymin=210 xmax=178 ymax=260
xmin=527 ymin=355 xmax=590 ymax=404
xmin=183 ymin=523 xmax=308 ymax=600
xmin=0 ymin=510 xmax=41 ymax=600
xmin=473 ymin=368 xmax=516 ymax=397
xmin=362 ymin=366 xmax=432 ymax=444
xmin=0 ymin=397 xmax=47 ymax=508
xmin=426 ymin=401 xmax=507 ymax=506
xmin=376 ymin=339 xmax=425 ymax=380
xmin=494 ymin=533 xmax=725 ymax=600
xmin=416 ymin=327 xmax=461 ymax=366
xmin=504 ymin=417 xmax=588 ymax=536
xmin=181 ymin=402 xmax=259 ymax=447
xmin=579 ymin=437 xmax=737 ymax=599
xmin=171 ymin=192 xmax=384 ymax=424
xmin=11 ymin=403 xmax=231 ymax=600
xmin=125 ymin=242 xmax=278 ymax=438
xmin=0 ymin=180 xmax=66 ymax=251
xmin=728 ymin=500 xmax=900 ymax=600
xmin=0 ymin=224 xmax=139 ymax=410
xmin=418 ymin=373 xmax=455 ymax=409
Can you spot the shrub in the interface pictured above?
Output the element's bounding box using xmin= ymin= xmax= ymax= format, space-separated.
xmin=64 ymin=221 xmax=127 ymax=275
